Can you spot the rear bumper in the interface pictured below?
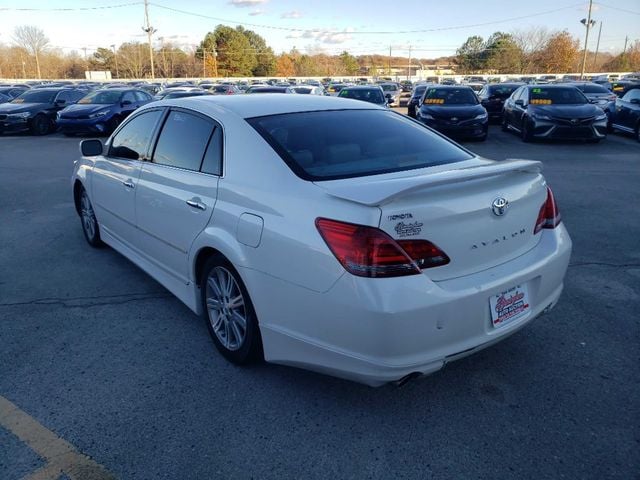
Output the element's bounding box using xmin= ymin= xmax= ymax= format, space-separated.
xmin=243 ymin=226 xmax=572 ymax=386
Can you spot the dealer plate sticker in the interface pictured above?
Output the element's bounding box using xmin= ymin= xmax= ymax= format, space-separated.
xmin=490 ymin=284 xmax=530 ymax=328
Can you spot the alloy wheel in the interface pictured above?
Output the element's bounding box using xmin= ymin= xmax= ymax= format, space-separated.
xmin=205 ymin=267 xmax=247 ymax=351
xmin=80 ymin=191 xmax=97 ymax=241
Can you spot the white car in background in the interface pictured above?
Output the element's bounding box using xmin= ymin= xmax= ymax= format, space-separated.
xmin=72 ymin=95 xmax=571 ymax=386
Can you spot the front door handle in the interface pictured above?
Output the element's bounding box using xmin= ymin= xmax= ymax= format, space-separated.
xmin=122 ymin=180 xmax=135 ymax=189
xmin=186 ymin=199 xmax=206 ymax=211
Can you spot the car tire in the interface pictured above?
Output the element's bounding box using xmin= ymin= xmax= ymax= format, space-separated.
xmin=200 ymin=255 xmax=263 ymax=365
xmin=521 ymin=119 xmax=533 ymax=142
xmin=31 ymin=114 xmax=51 ymax=136
xmin=79 ymin=187 xmax=104 ymax=248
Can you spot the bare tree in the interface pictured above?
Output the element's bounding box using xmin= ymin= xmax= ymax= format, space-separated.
xmin=12 ymin=25 xmax=49 ymax=79
xmin=512 ymin=27 xmax=552 ymax=73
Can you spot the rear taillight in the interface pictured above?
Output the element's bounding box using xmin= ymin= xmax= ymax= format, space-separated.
xmin=315 ymin=218 xmax=449 ymax=278
xmin=534 ymin=187 xmax=562 ymax=234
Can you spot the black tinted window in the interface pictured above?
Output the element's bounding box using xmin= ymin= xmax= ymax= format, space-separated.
xmin=12 ymin=90 xmax=56 ymax=104
xmin=248 ymin=110 xmax=473 ymax=181
xmin=424 ymin=88 xmax=478 ymax=105
xmin=488 ymin=85 xmax=519 ymax=97
xmin=578 ymin=84 xmax=609 ymax=94
xmin=134 ymin=91 xmax=150 ymax=102
xmin=338 ymin=88 xmax=384 ymax=103
xmin=152 ymin=110 xmax=214 ymax=171
xmin=529 ymin=87 xmax=587 ymax=104
xmin=109 ymin=110 xmax=163 ymax=160
xmin=201 ymin=126 xmax=223 ymax=175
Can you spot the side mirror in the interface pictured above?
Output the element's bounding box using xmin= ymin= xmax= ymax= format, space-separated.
xmin=515 ymin=99 xmax=525 ymax=107
xmin=80 ymin=139 xmax=103 ymax=157
xmin=121 ymin=100 xmax=132 ymax=106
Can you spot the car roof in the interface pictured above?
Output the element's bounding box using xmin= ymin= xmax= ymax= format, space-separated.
xmin=341 ymin=86 xmax=382 ymax=90
xmin=526 ymin=84 xmax=578 ymax=89
xmin=153 ymin=94 xmax=384 ymax=119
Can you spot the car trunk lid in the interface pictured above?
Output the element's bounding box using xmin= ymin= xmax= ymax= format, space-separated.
xmin=315 ymin=159 xmax=547 ymax=281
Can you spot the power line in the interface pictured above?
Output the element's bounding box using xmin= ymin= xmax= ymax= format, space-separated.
xmin=149 ymin=2 xmax=586 ymax=35
xmin=0 ymin=2 xmax=142 ymax=12
xmin=594 ymin=2 xmax=640 ymax=15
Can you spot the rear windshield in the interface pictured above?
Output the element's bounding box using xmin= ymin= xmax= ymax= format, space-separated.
xmin=338 ymin=88 xmax=385 ymax=104
xmin=247 ymin=87 xmax=288 ymax=93
xmin=11 ymin=90 xmax=57 ymax=104
xmin=247 ymin=110 xmax=473 ymax=181
xmin=213 ymin=86 xmax=230 ymax=93
xmin=487 ymin=85 xmax=520 ymax=97
xmin=529 ymin=87 xmax=587 ymax=105
xmin=423 ymin=88 xmax=478 ymax=105
xmin=576 ymin=84 xmax=609 ymax=94
xmin=380 ymin=84 xmax=398 ymax=92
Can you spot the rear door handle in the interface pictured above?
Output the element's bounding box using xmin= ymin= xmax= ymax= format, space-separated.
xmin=122 ymin=180 xmax=135 ymax=189
xmin=186 ymin=199 xmax=206 ymax=211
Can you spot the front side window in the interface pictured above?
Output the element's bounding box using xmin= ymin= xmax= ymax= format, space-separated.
xmin=152 ymin=110 xmax=214 ymax=171
xmin=109 ymin=109 xmax=163 ymax=160
xmin=122 ymin=92 xmax=136 ymax=104
xmin=78 ymin=90 xmax=122 ymax=105
xmin=622 ymin=89 xmax=640 ymax=102
xmin=248 ymin=109 xmax=473 ymax=181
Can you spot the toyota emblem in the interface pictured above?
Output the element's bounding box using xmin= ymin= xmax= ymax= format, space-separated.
xmin=492 ymin=197 xmax=509 ymax=216
xmin=451 ymin=117 xmax=459 ymax=122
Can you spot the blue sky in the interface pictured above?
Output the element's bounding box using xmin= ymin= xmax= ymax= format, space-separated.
xmin=0 ymin=0 xmax=638 ymax=57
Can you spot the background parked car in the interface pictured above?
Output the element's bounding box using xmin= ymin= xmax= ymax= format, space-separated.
xmin=209 ymin=85 xmax=241 ymax=95
xmin=0 ymin=87 xmax=85 ymax=135
xmin=57 ymin=88 xmax=153 ymax=136
xmin=609 ymin=87 xmax=640 ymax=141
xmin=0 ymin=86 xmax=30 ymax=102
xmin=161 ymin=91 xmax=211 ymax=99
xmin=416 ymin=85 xmax=488 ymax=141
xmin=477 ymin=83 xmax=523 ymax=121
xmin=292 ymin=86 xmax=325 ymax=95
xmin=379 ymin=83 xmax=401 ymax=106
xmin=502 ymin=85 xmax=607 ymax=142
xmin=245 ymin=86 xmax=296 ymax=94
xmin=406 ymin=84 xmax=430 ymax=118
xmin=570 ymin=82 xmax=617 ymax=118
xmin=337 ymin=86 xmax=388 ymax=107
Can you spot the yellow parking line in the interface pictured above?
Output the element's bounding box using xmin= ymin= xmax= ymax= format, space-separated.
xmin=0 ymin=395 xmax=116 ymax=480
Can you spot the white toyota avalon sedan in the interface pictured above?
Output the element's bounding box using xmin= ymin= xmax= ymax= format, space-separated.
xmin=71 ymin=95 xmax=571 ymax=386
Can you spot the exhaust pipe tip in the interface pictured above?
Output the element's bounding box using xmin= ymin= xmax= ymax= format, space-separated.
xmin=395 ymin=372 xmax=422 ymax=388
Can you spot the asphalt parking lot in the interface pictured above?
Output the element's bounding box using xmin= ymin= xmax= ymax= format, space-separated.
xmin=1 ymin=124 xmax=639 ymax=480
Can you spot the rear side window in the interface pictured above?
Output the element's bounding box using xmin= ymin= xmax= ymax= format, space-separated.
xmin=152 ymin=110 xmax=214 ymax=171
xmin=109 ymin=109 xmax=163 ymax=160
xmin=248 ymin=110 xmax=473 ymax=181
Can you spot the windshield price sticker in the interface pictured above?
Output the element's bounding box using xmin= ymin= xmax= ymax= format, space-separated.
xmin=530 ymin=99 xmax=552 ymax=105
xmin=490 ymin=284 xmax=530 ymax=328
xmin=424 ymin=98 xmax=445 ymax=104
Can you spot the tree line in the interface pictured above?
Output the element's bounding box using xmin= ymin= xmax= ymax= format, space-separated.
xmin=1 ymin=24 xmax=638 ymax=80
xmin=455 ymin=28 xmax=638 ymax=74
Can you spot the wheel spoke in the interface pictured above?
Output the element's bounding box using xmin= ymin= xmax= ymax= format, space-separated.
xmin=229 ymin=319 xmax=243 ymax=347
xmin=207 ymin=275 xmax=223 ymax=298
xmin=206 ymin=297 xmax=222 ymax=311
xmin=227 ymin=294 xmax=243 ymax=310
xmin=231 ymin=311 xmax=247 ymax=331
xmin=210 ymin=312 xmax=224 ymax=332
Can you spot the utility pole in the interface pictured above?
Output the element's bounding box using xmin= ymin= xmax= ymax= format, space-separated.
xmin=407 ymin=45 xmax=412 ymax=81
xmin=579 ymin=0 xmax=594 ymax=80
xmin=388 ymin=45 xmax=391 ymax=76
xmin=213 ymin=48 xmax=218 ymax=77
xmin=592 ymin=22 xmax=602 ymax=70
xmin=142 ymin=0 xmax=156 ymax=79
xmin=621 ymin=35 xmax=629 ymax=71
xmin=111 ymin=44 xmax=119 ymax=79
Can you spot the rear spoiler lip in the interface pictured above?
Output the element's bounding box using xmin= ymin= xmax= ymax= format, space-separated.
xmin=316 ymin=158 xmax=543 ymax=206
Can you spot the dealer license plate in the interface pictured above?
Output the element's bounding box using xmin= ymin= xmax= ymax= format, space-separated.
xmin=490 ymin=284 xmax=530 ymax=328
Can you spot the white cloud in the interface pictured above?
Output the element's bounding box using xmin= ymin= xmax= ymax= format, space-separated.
xmin=300 ymin=28 xmax=354 ymax=44
xmin=281 ymin=10 xmax=303 ymax=19
xmin=229 ymin=0 xmax=267 ymax=7
xmin=249 ymin=9 xmax=266 ymax=16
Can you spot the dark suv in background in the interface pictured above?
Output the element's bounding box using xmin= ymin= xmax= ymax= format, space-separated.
xmin=477 ymin=83 xmax=523 ymax=121
xmin=0 ymin=88 xmax=85 ymax=135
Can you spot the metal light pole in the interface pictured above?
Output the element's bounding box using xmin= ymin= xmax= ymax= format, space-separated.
xmin=592 ymin=22 xmax=602 ymax=70
xmin=142 ymin=0 xmax=156 ymax=79
xmin=111 ymin=44 xmax=119 ymax=79
xmin=580 ymin=0 xmax=595 ymax=80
